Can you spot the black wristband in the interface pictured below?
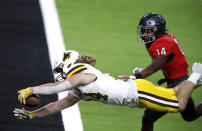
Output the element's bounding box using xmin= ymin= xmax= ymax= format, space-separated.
xmin=135 ymin=73 xmax=143 ymax=79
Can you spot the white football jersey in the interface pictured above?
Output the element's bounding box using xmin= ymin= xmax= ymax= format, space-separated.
xmin=67 ymin=63 xmax=139 ymax=108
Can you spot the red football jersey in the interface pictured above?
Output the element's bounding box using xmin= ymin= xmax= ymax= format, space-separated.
xmin=148 ymin=33 xmax=188 ymax=79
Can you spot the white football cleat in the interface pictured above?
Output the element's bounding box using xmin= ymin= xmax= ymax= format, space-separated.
xmin=197 ymin=75 xmax=202 ymax=86
xmin=198 ymin=77 xmax=202 ymax=86
xmin=192 ymin=62 xmax=202 ymax=75
xmin=193 ymin=62 xmax=202 ymax=86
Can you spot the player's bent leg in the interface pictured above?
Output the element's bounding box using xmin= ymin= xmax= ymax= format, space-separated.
xmin=173 ymin=80 xmax=196 ymax=112
xmin=175 ymin=62 xmax=202 ymax=111
xmin=141 ymin=109 xmax=167 ymax=131
xmin=135 ymin=79 xmax=179 ymax=113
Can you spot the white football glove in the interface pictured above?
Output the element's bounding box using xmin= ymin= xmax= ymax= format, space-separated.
xmin=132 ymin=67 xmax=143 ymax=76
xmin=13 ymin=108 xmax=34 ymax=120
xmin=192 ymin=62 xmax=202 ymax=75
xmin=191 ymin=62 xmax=202 ymax=86
xmin=118 ymin=75 xmax=136 ymax=81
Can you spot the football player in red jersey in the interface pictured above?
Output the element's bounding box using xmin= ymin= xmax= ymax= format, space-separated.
xmin=134 ymin=13 xmax=202 ymax=131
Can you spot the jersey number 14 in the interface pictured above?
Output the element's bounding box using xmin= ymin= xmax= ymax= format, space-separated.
xmin=156 ymin=47 xmax=166 ymax=56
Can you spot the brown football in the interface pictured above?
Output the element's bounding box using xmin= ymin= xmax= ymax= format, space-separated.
xmin=25 ymin=94 xmax=40 ymax=107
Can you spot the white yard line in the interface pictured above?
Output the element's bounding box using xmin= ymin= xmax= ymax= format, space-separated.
xmin=39 ymin=0 xmax=83 ymax=131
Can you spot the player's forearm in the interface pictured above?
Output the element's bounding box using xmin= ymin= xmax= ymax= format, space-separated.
xmin=140 ymin=57 xmax=167 ymax=78
xmin=33 ymin=101 xmax=61 ymax=118
xmin=33 ymin=94 xmax=79 ymax=118
xmin=30 ymin=80 xmax=72 ymax=95
xmin=30 ymin=73 xmax=96 ymax=95
xmin=140 ymin=65 xmax=159 ymax=78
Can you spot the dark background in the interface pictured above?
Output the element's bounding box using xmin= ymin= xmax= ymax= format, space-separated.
xmin=0 ymin=0 xmax=64 ymax=130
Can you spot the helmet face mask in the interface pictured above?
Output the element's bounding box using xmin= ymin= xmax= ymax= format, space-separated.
xmin=53 ymin=63 xmax=64 ymax=74
xmin=53 ymin=50 xmax=79 ymax=81
xmin=137 ymin=26 xmax=157 ymax=43
xmin=54 ymin=72 xmax=65 ymax=82
xmin=137 ymin=13 xmax=166 ymax=44
xmin=53 ymin=63 xmax=66 ymax=81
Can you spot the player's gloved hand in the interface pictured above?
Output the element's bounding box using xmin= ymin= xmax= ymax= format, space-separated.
xmin=13 ymin=108 xmax=34 ymax=120
xmin=118 ymin=75 xmax=136 ymax=81
xmin=18 ymin=88 xmax=32 ymax=105
xmin=132 ymin=67 xmax=143 ymax=76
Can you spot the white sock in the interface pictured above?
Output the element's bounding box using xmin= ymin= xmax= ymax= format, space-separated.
xmin=33 ymin=81 xmax=72 ymax=95
xmin=187 ymin=73 xmax=201 ymax=85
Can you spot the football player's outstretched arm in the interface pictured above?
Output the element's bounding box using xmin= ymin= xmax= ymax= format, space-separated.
xmin=33 ymin=93 xmax=79 ymax=118
xmin=31 ymin=73 xmax=96 ymax=95
xmin=18 ymin=73 xmax=96 ymax=105
xmin=14 ymin=93 xmax=79 ymax=120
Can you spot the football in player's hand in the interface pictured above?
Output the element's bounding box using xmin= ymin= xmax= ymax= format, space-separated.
xmin=25 ymin=94 xmax=40 ymax=107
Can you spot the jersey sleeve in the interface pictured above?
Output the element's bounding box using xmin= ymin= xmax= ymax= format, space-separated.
xmin=65 ymin=64 xmax=87 ymax=78
xmin=149 ymin=39 xmax=173 ymax=58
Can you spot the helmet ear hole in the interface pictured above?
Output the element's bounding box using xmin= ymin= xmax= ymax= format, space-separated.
xmin=67 ymin=64 xmax=72 ymax=68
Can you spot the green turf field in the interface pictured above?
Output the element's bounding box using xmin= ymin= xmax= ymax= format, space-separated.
xmin=55 ymin=0 xmax=202 ymax=130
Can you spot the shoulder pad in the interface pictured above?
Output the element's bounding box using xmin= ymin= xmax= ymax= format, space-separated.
xmin=65 ymin=64 xmax=87 ymax=78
